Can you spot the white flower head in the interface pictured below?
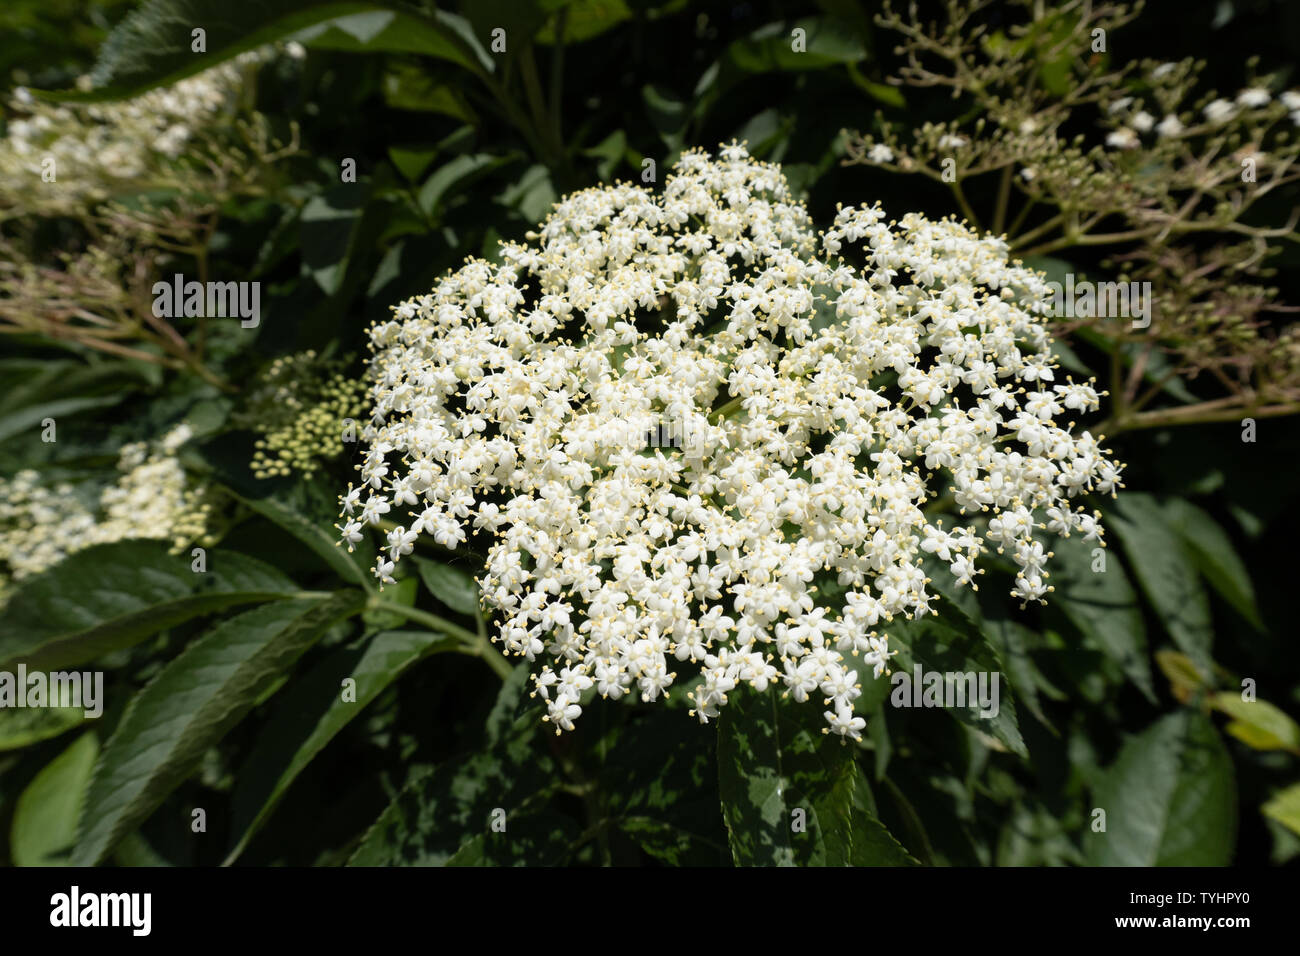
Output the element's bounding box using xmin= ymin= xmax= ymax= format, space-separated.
xmin=1155 ymin=114 xmax=1184 ymax=138
xmin=340 ymin=143 xmax=1123 ymax=739
xmin=1236 ymin=87 xmax=1270 ymax=108
xmin=1204 ymin=98 xmax=1236 ymax=124
xmin=867 ymin=143 xmax=895 ymax=164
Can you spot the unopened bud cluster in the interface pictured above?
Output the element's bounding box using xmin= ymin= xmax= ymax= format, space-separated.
xmin=237 ymin=351 xmax=368 ymax=480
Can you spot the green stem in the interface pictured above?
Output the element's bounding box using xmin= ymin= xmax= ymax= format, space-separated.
xmin=369 ymin=599 xmax=477 ymax=643
xmin=368 ymin=599 xmax=513 ymax=679
xmin=473 ymin=639 xmax=514 ymax=680
xmin=472 ymin=603 xmax=513 ymax=679
xmin=992 ymin=165 xmax=1013 ymax=237
xmin=1017 ymin=227 xmax=1151 ymax=258
xmin=193 ymin=211 xmax=219 ymax=361
xmin=479 ymin=71 xmax=551 ymax=166
xmin=1108 ymin=346 xmax=1125 ymax=427
xmin=1005 ymin=195 xmax=1038 ymax=241
xmin=708 ymin=395 xmax=745 ymax=424
xmin=1100 ymin=398 xmax=1300 ymax=434
xmin=518 ymin=42 xmax=564 ymax=171
xmin=1008 ymin=211 xmax=1067 ymax=254
xmin=948 ymin=179 xmax=982 ymax=232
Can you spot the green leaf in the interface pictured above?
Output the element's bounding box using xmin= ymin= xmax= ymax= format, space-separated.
xmin=1262 ymin=783 xmax=1300 ymax=838
xmin=301 ymin=184 xmax=371 ymax=295
xmin=383 ymin=67 xmax=478 ymax=122
xmin=600 ymin=707 xmax=727 ymax=861
xmin=359 ymin=575 xmax=417 ymax=630
xmin=0 ymin=705 xmax=87 ymax=752
xmin=0 ymin=540 xmax=299 ymax=671
xmin=1049 ymin=534 xmax=1153 ymax=699
xmin=495 ymin=164 xmax=556 ymax=223
xmin=1161 ymin=499 xmax=1263 ymax=630
xmin=460 ymin=0 xmax=548 ymax=48
xmin=642 ymin=83 xmax=688 ymax=150
xmin=0 ymin=359 xmax=151 ymax=444
xmin=195 ymin=442 xmax=376 ymax=592
xmin=1155 ymin=649 xmax=1207 ymax=702
xmin=1109 ymin=493 xmax=1214 ymax=673
xmin=727 ymin=17 xmax=868 ymax=72
xmin=1211 ymin=693 xmax=1300 ymax=753
xmin=445 ymin=810 xmax=580 ymax=866
xmin=0 ymin=394 xmax=127 ymax=445
xmin=1085 ymin=710 xmax=1236 ymax=866
xmin=849 ymin=767 xmax=920 ymax=865
xmin=11 ymin=732 xmax=99 ymax=866
xmin=716 ymin=686 xmax=857 ymax=865
xmin=71 ymin=592 xmax=363 ymax=865
xmin=348 ymin=745 xmax=555 ymax=866
xmin=349 ymin=673 xmax=556 ymax=866
xmin=995 ymin=799 xmax=1085 ymax=866
xmin=224 ymin=628 xmax=461 ymax=862
xmin=842 ymin=62 xmax=904 ymax=107
xmin=811 ymin=0 xmax=875 ymax=46
xmin=294 ymin=9 xmax=488 ymax=72
xmin=846 ymin=63 xmax=906 ymax=108
xmin=413 ymin=557 xmax=480 ymax=616
xmin=617 ymin=815 xmax=727 ymax=866
xmin=978 ymin=614 xmax=1056 ymax=730
xmin=923 ymin=565 xmax=1057 ymax=728
xmin=889 ymin=616 xmax=1028 ymax=757
xmin=388 ymin=146 xmax=439 ymax=182
xmin=222 ymin=485 xmax=373 ymax=592
xmin=112 ymin=831 xmax=175 ymax=867
xmin=535 ymin=0 xmax=635 ymax=45
xmin=40 ymin=1 xmax=490 ymax=103
xmin=418 ymin=153 xmax=517 ymax=219
xmin=733 ymin=108 xmax=795 ymax=160
xmin=252 ymin=204 xmax=302 ymax=278
xmin=484 ymin=662 xmax=531 ymax=746
xmin=582 ymin=129 xmax=628 ymax=180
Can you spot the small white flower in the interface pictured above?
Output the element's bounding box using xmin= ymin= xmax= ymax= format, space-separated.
xmin=867 ymin=143 xmax=895 ymax=163
xmin=1204 ymin=98 xmax=1236 ymax=124
xmin=824 ymin=705 xmax=867 ymax=740
xmin=1155 ymin=114 xmax=1184 ymax=138
xmin=1130 ymin=110 xmax=1154 ymax=133
xmin=1106 ymin=128 xmax=1139 ymax=150
xmin=1237 ymin=87 xmax=1271 ymax=108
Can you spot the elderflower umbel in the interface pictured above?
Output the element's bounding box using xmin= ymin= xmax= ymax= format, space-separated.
xmin=0 ymin=424 xmax=212 ymax=603
xmin=339 ymin=144 xmax=1123 ymax=739
xmin=0 ymin=49 xmax=277 ymax=217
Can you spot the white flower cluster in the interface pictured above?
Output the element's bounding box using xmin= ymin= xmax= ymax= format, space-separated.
xmin=1 ymin=51 xmax=269 ymax=214
xmin=339 ymin=143 xmax=1122 ymax=739
xmin=0 ymin=424 xmax=209 ymax=602
xmin=1106 ymin=82 xmax=1300 ymax=150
